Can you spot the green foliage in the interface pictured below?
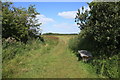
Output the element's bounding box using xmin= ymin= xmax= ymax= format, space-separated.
xmin=2 ymin=2 xmax=42 ymax=42
xmin=90 ymin=54 xmax=119 ymax=78
xmin=69 ymin=2 xmax=120 ymax=78
xmin=69 ymin=33 xmax=119 ymax=78
xmin=69 ymin=30 xmax=98 ymax=54
xmin=75 ymin=2 xmax=120 ymax=57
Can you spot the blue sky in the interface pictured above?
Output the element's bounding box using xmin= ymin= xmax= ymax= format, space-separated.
xmin=13 ymin=2 xmax=90 ymax=34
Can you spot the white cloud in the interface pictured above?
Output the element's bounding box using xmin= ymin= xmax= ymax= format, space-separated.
xmin=36 ymin=15 xmax=54 ymax=24
xmin=58 ymin=11 xmax=77 ymax=19
xmin=58 ymin=6 xmax=90 ymax=19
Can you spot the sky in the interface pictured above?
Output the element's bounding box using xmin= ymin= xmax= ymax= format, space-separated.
xmin=13 ymin=2 xmax=90 ymax=34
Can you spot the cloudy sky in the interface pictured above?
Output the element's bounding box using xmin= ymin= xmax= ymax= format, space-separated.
xmin=13 ymin=2 xmax=90 ymax=34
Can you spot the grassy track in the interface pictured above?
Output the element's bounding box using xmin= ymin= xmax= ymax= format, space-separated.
xmin=4 ymin=35 xmax=99 ymax=78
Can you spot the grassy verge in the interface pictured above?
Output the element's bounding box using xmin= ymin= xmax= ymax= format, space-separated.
xmin=2 ymin=36 xmax=59 ymax=78
xmin=68 ymin=34 xmax=119 ymax=78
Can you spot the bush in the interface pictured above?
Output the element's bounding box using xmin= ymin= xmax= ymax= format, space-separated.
xmin=69 ymin=31 xmax=120 ymax=78
xmin=68 ymin=32 xmax=119 ymax=78
xmin=2 ymin=38 xmax=43 ymax=62
xmin=69 ymin=30 xmax=98 ymax=55
xmin=90 ymin=54 xmax=119 ymax=78
xmin=2 ymin=35 xmax=59 ymax=63
xmin=69 ymin=2 xmax=120 ymax=78
xmin=2 ymin=36 xmax=59 ymax=77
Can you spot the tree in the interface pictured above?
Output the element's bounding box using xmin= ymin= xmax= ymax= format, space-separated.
xmin=75 ymin=2 xmax=120 ymax=57
xmin=2 ymin=2 xmax=42 ymax=42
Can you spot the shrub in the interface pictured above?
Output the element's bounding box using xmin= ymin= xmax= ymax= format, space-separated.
xmin=2 ymin=38 xmax=43 ymax=62
xmin=68 ymin=32 xmax=119 ymax=78
xmin=69 ymin=30 xmax=98 ymax=55
xmin=2 ymin=36 xmax=59 ymax=77
xmin=90 ymin=54 xmax=119 ymax=78
xmin=2 ymin=36 xmax=59 ymax=63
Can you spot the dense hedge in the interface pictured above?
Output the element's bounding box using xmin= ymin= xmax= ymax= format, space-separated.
xmin=69 ymin=2 xmax=120 ymax=78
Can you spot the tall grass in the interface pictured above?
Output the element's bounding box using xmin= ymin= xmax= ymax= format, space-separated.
xmin=68 ymin=33 xmax=119 ymax=78
xmin=2 ymin=39 xmax=43 ymax=62
xmin=2 ymin=36 xmax=59 ymax=77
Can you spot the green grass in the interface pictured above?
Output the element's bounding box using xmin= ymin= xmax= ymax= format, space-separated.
xmin=3 ymin=36 xmax=59 ymax=77
xmin=68 ymin=34 xmax=119 ymax=78
xmin=3 ymin=35 xmax=100 ymax=78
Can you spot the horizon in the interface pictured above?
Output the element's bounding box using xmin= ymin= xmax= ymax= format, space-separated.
xmin=42 ymin=32 xmax=79 ymax=34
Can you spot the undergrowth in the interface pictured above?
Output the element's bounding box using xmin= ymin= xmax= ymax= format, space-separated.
xmin=3 ymin=39 xmax=42 ymax=62
xmin=2 ymin=36 xmax=59 ymax=77
xmin=91 ymin=54 xmax=119 ymax=78
xmin=68 ymin=34 xmax=119 ymax=78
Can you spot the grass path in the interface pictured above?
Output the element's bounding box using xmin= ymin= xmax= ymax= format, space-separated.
xmin=13 ymin=35 xmax=99 ymax=78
